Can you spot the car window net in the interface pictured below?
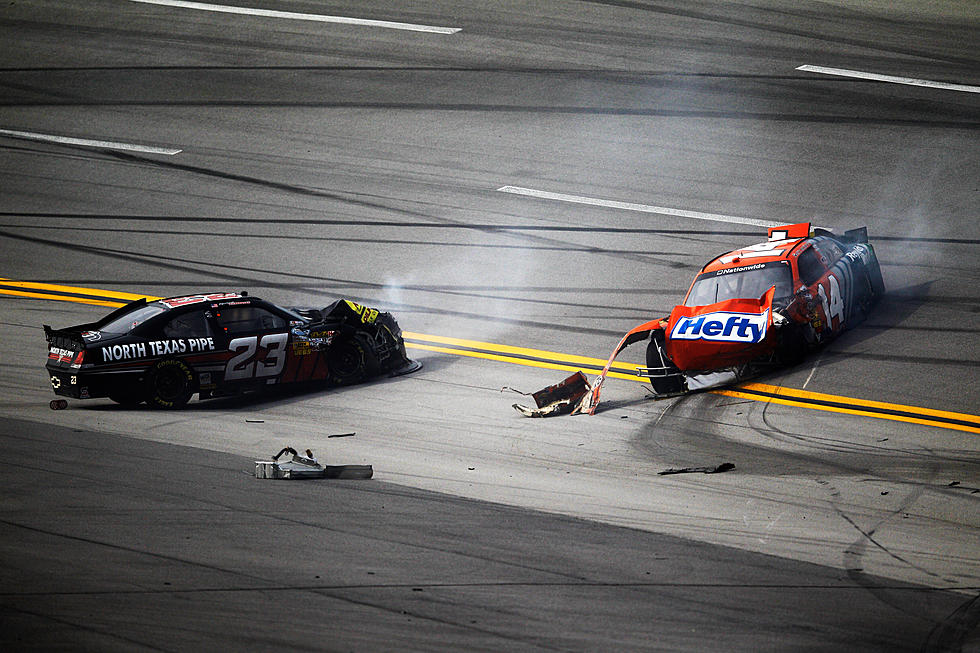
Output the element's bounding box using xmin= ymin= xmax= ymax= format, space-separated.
xmin=215 ymin=307 xmax=287 ymax=334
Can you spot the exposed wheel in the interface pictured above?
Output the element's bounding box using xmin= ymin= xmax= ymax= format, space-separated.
xmin=327 ymin=336 xmax=379 ymax=385
xmin=145 ymin=359 xmax=195 ymax=409
xmin=645 ymin=332 xmax=685 ymax=395
xmin=775 ymin=325 xmax=807 ymax=366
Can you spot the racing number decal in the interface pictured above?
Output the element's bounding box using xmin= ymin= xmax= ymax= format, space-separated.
xmin=817 ymin=274 xmax=845 ymax=331
xmin=225 ymin=333 xmax=288 ymax=381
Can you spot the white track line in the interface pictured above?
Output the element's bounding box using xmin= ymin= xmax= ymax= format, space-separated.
xmin=0 ymin=128 xmax=182 ymax=155
xmin=497 ymin=186 xmax=779 ymax=228
xmin=129 ymin=0 xmax=461 ymax=34
xmin=797 ymin=65 xmax=980 ymax=94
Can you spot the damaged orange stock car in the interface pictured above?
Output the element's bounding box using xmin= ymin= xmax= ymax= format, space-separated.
xmin=580 ymin=222 xmax=884 ymax=413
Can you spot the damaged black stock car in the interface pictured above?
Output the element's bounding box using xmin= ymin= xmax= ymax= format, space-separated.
xmin=45 ymin=292 xmax=421 ymax=408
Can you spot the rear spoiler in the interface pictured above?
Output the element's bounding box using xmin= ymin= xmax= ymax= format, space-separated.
xmin=43 ymin=324 xmax=85 ymax=348
xmin=770 ymin=222 xmax=869 ymax=245
xmin=841 ymin=226 xmax=869 ymax=244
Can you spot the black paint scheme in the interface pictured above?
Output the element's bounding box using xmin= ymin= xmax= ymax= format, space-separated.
xmin=45 ymin=292 xmax=421 ymax=408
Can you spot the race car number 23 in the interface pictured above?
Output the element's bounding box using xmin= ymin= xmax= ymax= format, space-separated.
xmin=225 ymin=333 xmax=288 ymax=381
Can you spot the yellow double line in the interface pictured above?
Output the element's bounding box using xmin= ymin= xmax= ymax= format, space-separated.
xmin=6 ymin=277 xmax=978 ymax=434
xmin=402 ymin=332 xmax=980 ymax=434
xmin=0 ymin=277 xmax=148 ymax=307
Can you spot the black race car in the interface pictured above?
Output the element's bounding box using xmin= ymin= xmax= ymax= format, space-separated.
xmin=45 ymin=292 xmax=421 ymax=408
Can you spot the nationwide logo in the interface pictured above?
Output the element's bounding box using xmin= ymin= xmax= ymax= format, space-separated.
xmin=669 ymin=309 xmax=770 ymax=344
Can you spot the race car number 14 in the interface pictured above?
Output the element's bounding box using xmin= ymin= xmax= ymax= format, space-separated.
xmin=225 ymin=333 xmax=288 ymax=381
xmin=817 ymin=274 xmax=845 ymax=331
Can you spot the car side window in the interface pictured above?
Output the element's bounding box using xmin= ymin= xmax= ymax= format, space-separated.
xmin=214 ymin=306 xmax=287 ymax=335
xmin=163 ymin=310 xmax=213 ymax=339
xmin=814 ymin=239 xmax=844 ymax=266
xmin=797 ymin=247 xmax=826 ymax=286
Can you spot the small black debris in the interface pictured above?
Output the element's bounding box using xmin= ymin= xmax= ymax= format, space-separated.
xmin=659 ymin=462 xmax=735 ymax=475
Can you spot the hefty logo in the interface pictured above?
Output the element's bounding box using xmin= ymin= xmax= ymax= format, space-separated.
xmin=669 ymin=309 xmax=770 ymax=344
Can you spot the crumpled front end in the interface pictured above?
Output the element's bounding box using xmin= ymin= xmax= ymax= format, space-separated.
xmin=663 ymin=286 xmax=777 ymax=372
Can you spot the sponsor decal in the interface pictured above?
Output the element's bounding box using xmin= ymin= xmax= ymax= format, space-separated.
xmin=160 ymin=292 xmax=241 ymax=309
xmin=345 ymin=300 xmax=379 ymax=324
xmin=664 ymin=286 xmax=777 ymax=371
xmin=292 ymin=342 xmax=314 ymax=356
xmin=714 ymin=262 xmax=766 ymax=276
xmin=81 ymin=330 xmax=101 ymax=342
xmin=101 ymin=337 xmax=215 ymax=362
xmin=670 ymin=309 xmax=770 ymax=344
xmin=48 ymin=346 xmax=75 ymax=363
xmin=845 ymin=245 xmax=870 ymax=265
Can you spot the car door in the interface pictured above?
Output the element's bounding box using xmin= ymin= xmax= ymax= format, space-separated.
xmin=796 ymin=243 xmax=846 ymax=337
xmin=212 ymin=304 xmax=291 ymax=385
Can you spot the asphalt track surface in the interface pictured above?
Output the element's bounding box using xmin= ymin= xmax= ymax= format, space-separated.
xmin=1 ymin=1 xmax=978 ymax=650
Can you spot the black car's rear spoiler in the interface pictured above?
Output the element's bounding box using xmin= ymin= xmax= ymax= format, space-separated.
xmin=43 ymin=324 xmax=84 ymax=347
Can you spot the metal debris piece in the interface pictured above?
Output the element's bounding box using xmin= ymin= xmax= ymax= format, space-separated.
xmin=507 ymin=371 xmax=591 ymax=417
xmin=658 ymin=462 xmax=735 ymax=476
xmin=254 ymin=446 xmax=373 ymax=480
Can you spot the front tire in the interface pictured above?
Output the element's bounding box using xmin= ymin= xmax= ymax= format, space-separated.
xmin=327 ymin=336 xmax=379 ymax=385
xmin=145 ymin=359 xmax=195 ymax=409
xmin=645 ymin=332 xmax=686 ymax=395
xmin=775 ymin=325 xmax=808 ymax=366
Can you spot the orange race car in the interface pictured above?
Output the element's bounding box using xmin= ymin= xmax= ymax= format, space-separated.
xmin=580 ymin=222 xmax=884 ymax=413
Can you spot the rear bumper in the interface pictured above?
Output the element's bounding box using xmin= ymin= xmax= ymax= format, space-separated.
xmin=46 ymin=368 xmax=139 ymax=400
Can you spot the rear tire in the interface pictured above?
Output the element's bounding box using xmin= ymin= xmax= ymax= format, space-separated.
xmin=145 ymin=359 xmax=195 ymax=409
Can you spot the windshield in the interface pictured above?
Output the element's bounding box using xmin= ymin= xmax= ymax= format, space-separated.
xmin=685 ymin=261 xmax=793 ymax=307
xmin=99 ymin=303 xmax=167 ymax=334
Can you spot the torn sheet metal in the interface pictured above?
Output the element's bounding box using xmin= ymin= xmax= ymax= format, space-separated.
xmin=254 ymin=446 xmax=373 ymax=480
xmin=508 ymin=371 xmax=591 ymax=417
xmin=576 ymin=319 xmax=664 ymax=415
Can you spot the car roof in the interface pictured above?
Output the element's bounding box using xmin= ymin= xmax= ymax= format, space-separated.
xmin=153 ymin=292 xmax=252 ymax=310
xmin=699 ymin=222 xmax=814 ymax=274
xmin=700 ymin=238 xmax=806 ymax=273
